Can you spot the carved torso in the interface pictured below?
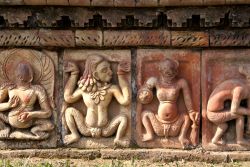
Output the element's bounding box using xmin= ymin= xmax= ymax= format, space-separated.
xmin=207 ymin=79 xmax=250 ymax=112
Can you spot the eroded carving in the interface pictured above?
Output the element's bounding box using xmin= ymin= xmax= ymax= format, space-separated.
xmin=138 ymin=58 xmax=199 ymax=148
xmin=62 ymin=54 xmax=131 ymax=147
xmin=0 ymin=49 xmax=55 ymax=140
xmin=207 ymin=66 xmax=250 ymax=146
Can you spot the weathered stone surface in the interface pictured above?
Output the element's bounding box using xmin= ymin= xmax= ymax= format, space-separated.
xmin=39 ymin=30 xmax=75 ymax=47
xmin=226 ymin=0 xmax=249 ymax=4
xmin=75 ymin=30 xmax=102 ymax=47
xmin=24 ymin=0 xmax=46 ymax=5
xmin=0 ymin=49 xmax=58 ymax=149
xmin=159 ymin=0 xmax=203 ymax=6
xmin=91 ymin=0 xmax=113 ymax=6
xmin=0 ymin=30 xmax=39 ymax=46
xmin=171 ymin=31 xmax=209 ymax=47
xmin=203 ymin=0 xmax=226 ymax=5
xmin=114 ymin=0 xmax=135 ymax=7
xmin=136 ymin=49 xmax=200 ymax=149
xmin=69 ymin=0 xmax=90 ymax=6
xmin=47 ymin=0 xmax=69 ymax=5
xmin=62 ymin=50 xmax=131 ymax=148
xmin=135 ymin=0 xmax=158 ymax=6
xmin=210 ymin=30 xmax=250 ymax=47
xmin=0 ymin=0 xmax=24 ymax=5
xmin=202 ymin=50 xmax=250 ymax=151
xmin=103 ymin=30 xmax=170 ymax=46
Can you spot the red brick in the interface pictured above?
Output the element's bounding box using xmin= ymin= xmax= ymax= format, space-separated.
xmin=136 ymin=0 xmax=158 ymax=6
xmin=103 ymin=30 xmax=170 ymax=46
xmin=159 ymin=0 xmax=203 ymax=6
xmin=171 ymin=31 xmax=209 ymax=47
xmin=69 ymin=0 xmax=90 ymax=6
xmin=39 ymin=30 xmax=75 ymax=47
xmin=24 ymin=0 xmax=46 ymax=5
xmin=47 ymin=0 xmax=69 ymax=5
xmin=75 ymin=30 xmax=102 ymax=47
xmin=203 ymin=0 xmax=226 ymax=5
xmin=114 ymin=0 xmax=135 ymax=7
xmin=91 ymin=0 xmax=113 ymax=6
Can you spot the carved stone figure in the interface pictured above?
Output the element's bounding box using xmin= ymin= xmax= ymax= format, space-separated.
xmin=62 ymin=54 xmax=131 ymax=147
xmin=137 ymin=58 xmax=199 ymax=148
xmin=0 ymin=49 xmax=55 ymax=141
xmin=207 ymin=66 xmax=250 ymax=146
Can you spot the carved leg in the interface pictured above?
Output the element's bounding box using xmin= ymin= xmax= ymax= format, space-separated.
xmin=141 ymin=111 xmax=159 ymax=142
xmin=211 ymin=123 xmax=228 ymax=145
xmin=236 ymin=116 xmax=249 ymax=145
xmin=0 ymin=113 xmax=10 ymax=139
xmin=64 ymin=107 xmax=91 ymax=145
xmin=31 ymin=119 xmax=54 ymax=140
xmin=178 ymin=114 xmax=191 ymax=148
xmin=102 ymin=114 xmax=128 ymax=147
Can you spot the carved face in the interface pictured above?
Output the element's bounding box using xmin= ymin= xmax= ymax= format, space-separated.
xmin=94 ymin=61 xmax=113 ymax=83
xmin=159 ymin=59 xmax=178 ymax=79
xmin=15 ymin=62 xmax=33 ymax=83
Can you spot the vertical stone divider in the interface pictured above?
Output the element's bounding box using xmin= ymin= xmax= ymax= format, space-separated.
xmin=58 ymin=49 xmax=65 ymax=146
xmin=131 ymin=48 xmax=137 ymax=147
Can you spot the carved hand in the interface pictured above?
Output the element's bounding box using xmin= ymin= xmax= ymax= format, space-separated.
xmin=8 ymin=95 xmax=19 ymax=108
xmin=18 ymin=111 xmax=32 ymax=122
xmin=64 ymin=61 xmax=79 ymax=74
xmin=118 ymin=61 xmax=131 ymax=73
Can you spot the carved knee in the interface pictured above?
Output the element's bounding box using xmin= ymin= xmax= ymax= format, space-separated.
xmin=65 ymin=107 xmax=78 ymax=117
xmin=142 ymin=110 xmax=154 ymax=120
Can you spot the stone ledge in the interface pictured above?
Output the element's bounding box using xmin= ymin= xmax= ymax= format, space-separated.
xmin=0 ymin=148 xmax=249 ymax=163
xmin=0 ymin=0 xmax=250 ymax=6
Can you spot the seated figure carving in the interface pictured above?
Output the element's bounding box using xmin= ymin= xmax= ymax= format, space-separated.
xmin=137 ymin=58 xmax=199 ymax=148
xmin=62 ymin=55 xmax=131 ymax=146
xmin=207 ymin=66 xmax=250 ymax=146
xmin=0 ymin=62 xmax=54 ymax=140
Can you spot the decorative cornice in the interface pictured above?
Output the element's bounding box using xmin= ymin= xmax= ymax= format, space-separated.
xmin=0 ymin=0 xmax=249 ymax=6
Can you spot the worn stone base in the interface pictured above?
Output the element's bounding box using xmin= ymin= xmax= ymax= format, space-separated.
xmin=1 ymin=148 xmax=250 ymax=163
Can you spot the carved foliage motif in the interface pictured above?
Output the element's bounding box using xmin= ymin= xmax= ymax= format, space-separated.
xmin=62 ymin=50 xmax=131 ymax=148
xmin=0 ymin=49 xmax=57 ymax=149
xmin=136 ymin=49 xmax=200 ymax=149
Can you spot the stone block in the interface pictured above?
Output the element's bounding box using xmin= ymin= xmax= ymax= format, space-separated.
xmin=202 ymin=50 xmax=250 ymax=151
xmin=69 ymin=0 xmax=90 ymax=6
xmin=39 ymin=30 xmax=75 ymax=47
xmin=0 ymin=0 xmax=24 ymax=5
xmin=210 ymin=30 xmax=250 ymax=47
xmin=203 ymin=0 xmax=226 ymax=5
xmin=103 ymin=30 xmax=170 ymax=46
xmin=226 ymin=0 xmax=250 ymax=4
xmin=47 ymin=0 xmax=69 ymax=5
xmin=135 ymin=0 xmax=158 ymax=7
xmin=62 ymin=50 xmax=131 ymax=148
xmin=114 ymin=0 xmax=135 ymax=7
xmin=171 ymin=31 xmax=209 ymax=47
xmin=91 ymin=0 xmax=113 ymax=6
xmin=159 ymin=0 xmax=203 ymax=6
xmin=0 ymin=49 xmax=58 ymax=149
xmin=24 ymin=0 xmax=46 ymax=5
xmin=136 ymin=49 xmax=200 ymax=149
xmin=0 ymin=30 xmax=40 ymax=46
xmin=75 ymin=30 xmax=102 ymax=47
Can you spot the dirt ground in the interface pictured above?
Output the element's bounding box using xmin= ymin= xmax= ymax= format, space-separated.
xmin=1 ymin=158 xmax=250 ymax=167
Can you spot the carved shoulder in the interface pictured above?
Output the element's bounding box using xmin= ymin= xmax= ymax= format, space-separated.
xmin=145 ymin=77 xmax=158 ymax=89
xmin=32 ymin=85 xmax=48 ymax=103
xmin=178 ymin=78 xmax=189 ymax=88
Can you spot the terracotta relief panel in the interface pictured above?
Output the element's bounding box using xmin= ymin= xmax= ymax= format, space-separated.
xmin=202 ymin=50 xmax=250 ymax=151
xmin=62 ymin=50 xmax=131 ymax=148
xmin=0 ymin=49 xmax=58 ymax=149
xmin=136 ymin=49 xmax=200 ymax=149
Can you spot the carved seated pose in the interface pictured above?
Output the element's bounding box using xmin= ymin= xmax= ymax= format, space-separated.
xmin=63 ymin=55 xmax=130 ymax=146
xmin=0 ymin=62 xmax=54 ymax=140
xmin=137 ymin=58 xmax=199 ymax=148
xmin=207 ymin=66 xmax=250 ymax=146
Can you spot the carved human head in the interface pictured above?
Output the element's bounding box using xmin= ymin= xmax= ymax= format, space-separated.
xmin=158 ymin=58 xmax=179 ymax=79
xmin=79 ymin=55 xmax=112 ymax=92
xmin=15 ymin=61 xmax=33 ymax=83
